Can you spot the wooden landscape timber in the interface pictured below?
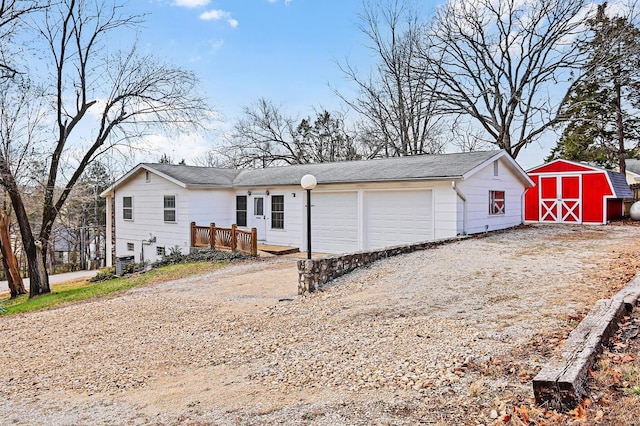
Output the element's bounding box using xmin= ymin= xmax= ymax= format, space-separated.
xmin=533 ymin=274 xmax=640 ymax=410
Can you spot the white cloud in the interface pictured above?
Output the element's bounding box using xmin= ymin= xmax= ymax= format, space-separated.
xmin=199 ymin=9 xmax=238 ymax=27
xmin=173 ymin=0 xmax=210 ymax=7
xmin=267 ymin=0 xmax=293 ymax=4
xmin=133 ymin=132 xmax=214 ymax=165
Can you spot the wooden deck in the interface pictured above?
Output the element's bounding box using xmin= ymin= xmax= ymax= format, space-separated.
xmin=257 ymin=244 xmax=300 ymax=256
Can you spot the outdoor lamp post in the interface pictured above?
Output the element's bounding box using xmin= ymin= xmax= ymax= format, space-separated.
xmin=300 ymin=174 xmax=317 ymax=260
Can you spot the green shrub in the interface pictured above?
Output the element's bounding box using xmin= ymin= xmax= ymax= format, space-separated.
xmin=152 ymin=248 xmax=246 ymax=268
xmin=90 ymin=267 xmax=116 ymax=282
xmin=124 ymin=261 xmax=148 ymax=275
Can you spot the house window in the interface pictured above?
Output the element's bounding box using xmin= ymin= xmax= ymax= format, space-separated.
xmin=156 ymin=246 xmax=165 ymax=256
xmin=489 ymin=190 xmax=505 ymax=215
xmin=164 ymin=195 xmax=176 ymax=222
xmin=145 ymin=171 xmax=150 ymax=182
xmin=236 ymin=195 xmax=247 ymax=226
xmin=123 ymin=196 xmax=133 ymax=220
xmin=493 ymin=160 xmax=499 ymax=177
xmin=271 ymin=195 xmax=284 ymax=229
xmin=127 ymin=242 xmax=134 ymax=251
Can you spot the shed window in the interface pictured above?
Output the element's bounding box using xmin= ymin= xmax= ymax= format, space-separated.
xmin=493 ymin=160 xmax=499 ymax=177
xmin=157 ymin=246 xmax=165 ymax=256
xmin=489 ymin=190 xmax=505 ymax=215
xmin=236 ymin=195 xmax=247 ymax=226
xmin=271 ymin=195 xmax=284 ymax=229
xmin=164 ymin=195 xmax=176 ymax=222
xmin=127 ymin=242 xmax=134 ymax=251
xmin=123 ymin=196 xmax=133 ymax=220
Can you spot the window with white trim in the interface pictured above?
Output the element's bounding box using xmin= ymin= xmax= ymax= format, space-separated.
xmin=271 ymin=195 xmax=284 ymax=229
xmin=489 ymin=190 xmax=505 ymax=215
xmin=493 ymin=160 xmax=499 ymax=177
xmin=157 ymin=246 xmax=165 ymax=256
xmin=123 ymin=196 xmax=133 ymax=220
xmin=164 ymin=195 xmax=176 ymax=222
xmin=127 ymin=242 xmax=134 ymax=251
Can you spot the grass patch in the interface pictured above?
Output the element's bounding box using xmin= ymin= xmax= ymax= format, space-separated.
xmin=0 ymin=261 xmax=227 ymax=316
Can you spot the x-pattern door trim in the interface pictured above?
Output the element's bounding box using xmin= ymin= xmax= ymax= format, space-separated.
xmin=538 ymin=175 xmax=582 ymax=223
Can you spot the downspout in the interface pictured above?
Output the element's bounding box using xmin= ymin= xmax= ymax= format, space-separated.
xmin=452 ymin=181 xmax=467 ymax=236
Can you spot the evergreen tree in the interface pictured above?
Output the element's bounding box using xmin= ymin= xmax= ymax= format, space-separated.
xmin=551 ymin=3 xmax=640 ymax=172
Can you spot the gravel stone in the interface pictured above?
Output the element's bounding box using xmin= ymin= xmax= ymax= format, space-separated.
xmin=1 ymin=224 xmax=639 ymax=424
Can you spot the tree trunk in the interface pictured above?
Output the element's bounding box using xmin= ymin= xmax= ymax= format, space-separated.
xmin=615 ymin=76 xmax=626 ymax=175
xmin=0 ymin=210 xmax=26 ymax=298
xmin=2 ymin=176 xmax=51 ymax=297
xmin=32 ymin=240 xmax=49 ymax=296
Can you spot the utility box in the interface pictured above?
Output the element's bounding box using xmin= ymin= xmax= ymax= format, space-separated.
xmin=115 ymin=255 xmax=135 ymax=276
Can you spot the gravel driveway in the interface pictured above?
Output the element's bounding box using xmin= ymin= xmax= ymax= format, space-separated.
xmin=1 ymin=224 xmax=639 ymax=425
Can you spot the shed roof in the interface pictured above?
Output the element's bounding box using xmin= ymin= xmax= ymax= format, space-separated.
xmin=528 ymin=158 xmax=633 ymax=199
xmin=606 ymin=170 xmax=634 ymax=198
xmin=101 ymin=150 xmax=533 ymax=197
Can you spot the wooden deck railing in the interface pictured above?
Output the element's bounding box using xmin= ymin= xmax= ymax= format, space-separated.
xmin=190 ymin=222 xmax=258 ymax=256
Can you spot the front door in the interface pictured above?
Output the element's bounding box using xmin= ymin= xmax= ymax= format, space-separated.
xmin=539 ymin=175 xmax=581 ymax=223
xmin=251 ymin=196 xmax=267 ymax=240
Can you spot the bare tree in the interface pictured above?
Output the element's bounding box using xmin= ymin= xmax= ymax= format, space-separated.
xmin=336 ymin=0 xmax=446 ymax=157
xmin=223 ymin=98 xmax=362 ymax=167
xmin=0 ymin=0 xmax=210 ymax=297
xmin=0 ymin=0 xmax=47 ymax=79
xmin=422 ymin=0 xmax=590 ymax=158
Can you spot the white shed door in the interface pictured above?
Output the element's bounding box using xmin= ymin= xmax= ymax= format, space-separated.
xmin=312 ymin=192 xmax=359 ymax=254
xmin=365 ymin=190 xmax=433 ymax=250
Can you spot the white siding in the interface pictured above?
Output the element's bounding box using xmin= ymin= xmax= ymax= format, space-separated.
xmin=263 ymin=189 xmax=304 ymax=248
xmin=189 ymin=189 xmax=235 ymax=227
xmin=114 ymin=170 xmax=191 ymax=264
xmin=457 ymin=158 xmax=527 ymax=234
xmin=430 ymin=182 xmax=458 ymax=240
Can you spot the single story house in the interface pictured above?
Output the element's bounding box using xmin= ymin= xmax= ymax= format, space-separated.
xmin=100 ymin=150 xmax=534 ymax=266
xmin=524 ymin=159 xmax=633 ymax=224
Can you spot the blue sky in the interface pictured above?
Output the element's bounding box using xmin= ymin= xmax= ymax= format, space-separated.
xmin=135 ymin=1 xmax=378 ymax=122
xmin=121 ymin=0 xmax=552 ymax=169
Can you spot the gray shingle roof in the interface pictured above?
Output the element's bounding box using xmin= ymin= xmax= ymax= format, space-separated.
xmin=606 ymin=170 xmax=634 ymax=198
xmin=142 ymin=163 xmax=241 ymax=187
xmin=231 ymin=150 xmax=502 ymax=187
xmin=143 ymin=150 xmax=507 ymax=188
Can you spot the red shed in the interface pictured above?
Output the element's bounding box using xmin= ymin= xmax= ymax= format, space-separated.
xmin=524 ymin=159 xmax=633 ymax=224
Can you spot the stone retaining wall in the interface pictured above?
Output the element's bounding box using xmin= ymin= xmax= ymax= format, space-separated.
xmin=297 ymin=237 xmax=465 ymax=295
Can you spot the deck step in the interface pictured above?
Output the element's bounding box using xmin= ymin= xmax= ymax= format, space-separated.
xmin=257 ymin=245 xmax=300 ymax=255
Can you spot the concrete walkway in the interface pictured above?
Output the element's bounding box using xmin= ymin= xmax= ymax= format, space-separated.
xmin=1 ymin=270 xmax=98 ymax=294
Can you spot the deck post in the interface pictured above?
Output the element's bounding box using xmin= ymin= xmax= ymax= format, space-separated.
xmin=231 ymin=224 xmax=237 ymax=252
xmin=251 ymin=228 xmax=257 ymax=256
xmin=209 ymin=223 xmax=216 ymax=249
xmin=190 ymin=222 xmax=196 ymax=248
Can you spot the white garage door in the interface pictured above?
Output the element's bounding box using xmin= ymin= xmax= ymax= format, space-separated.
xmin=312 ymin=192 xmax=359 ymax=254
xmin=365 ymin=190 xmax=433 ymax=250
